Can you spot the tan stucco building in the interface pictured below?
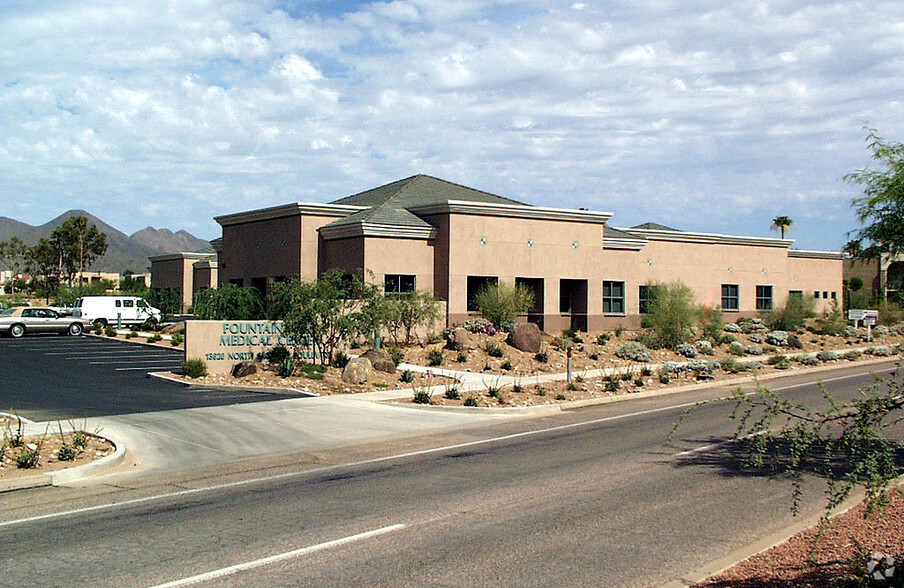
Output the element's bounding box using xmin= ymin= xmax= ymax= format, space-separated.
xmin=844 ymin=254 xmax=904 ymax=301
xmin=207 ymin=174 xmax=842 ymax=332
xmin=149 ymin=252 xmax=218 ymax=313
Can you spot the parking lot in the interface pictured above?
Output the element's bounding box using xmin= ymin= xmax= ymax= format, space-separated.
xmin=1 ymin=334 xmax=294 ymax=421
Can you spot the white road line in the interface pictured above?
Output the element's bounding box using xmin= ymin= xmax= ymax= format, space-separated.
xmin=115 ymin=366 xmax=182 ymax=371
xmin=147 ymin=524 xmax=405 ymax=588
xmin=673 ymin=432 xmax=766 ymax=457
xmin=90 ymin=359 xmax=183 ymax=365
xmin=0 ymin=400 xmax=702 ymax=529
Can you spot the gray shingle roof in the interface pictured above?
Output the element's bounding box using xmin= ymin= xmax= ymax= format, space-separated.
xmin=324 ymin=174 xmax=527 ymax=231
xmin=632 ymin=222 xmax=680 ymax=231
xmin=604 ymin=226 xmax=645 ymax=241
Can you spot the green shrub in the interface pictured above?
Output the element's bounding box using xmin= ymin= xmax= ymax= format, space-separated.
xmin=641 ymin=367 xmax=653 ymax=377
xmin=265 ymin=345 xmax=291 ymax=364
xmin=463 ymin=396 xmax=479 ymax=407
xmin=147 ymin=334 xmax=162 ymax=343
xmin=412 ymin=389 xmax=432 ymax=404
xmin=766 ymin=294 xmax=815 ymax=331
xmin=387 ymin=346 xmax=404 ymax=366
xmin=170 ymin=333 xmax=183 ymax=346
xmin=443 ymin=386 xmax=461 ymax=400
xmin=400 ymin=369 xmax=414 ymax=383
xmin=15 ymin=446 xmax=39 ymax=469
xmin=332 ymin=351 xmax=350 ymax=368
xmin=659 ymin=373 xmax=670 ymax=384
xmin=844 ymin=350 xmax=862 ymax=361
xmin=474 ymin=283 xmax=534 ymax=331
xmin=555 ymin=393 xmax=567 ymax=400
xmin=512 ymin=383 xmax=523 ymax=394
xmin=563 ymin=329 xmax=584 ymax=343
xmin=427 ymin=349 xmax=444 ymax=366
xmin=277 ymin=357 xmax=296 ymax=377
xmin=487 ymin=385 xmax=501 ymax=399
xmin=812 ymin=308 xmax=847 ymax=336
xmin=566 ymin=381 xmax=579 ymax=391
xmin=605 ymin=379 xmax=620 ymax=392
xmin=500 ymin=360 xmax=512 ymax=371
xmin=486 ymin=343 xmax=504 ymax=358
xmin=588 ymin=353 xmax=599 ymax=360
xmin=534 ymin=351 xmax=549 ymax=363
xmin=634 ymin=378 xmax=645 ymax=387
xmin=57 ymin=443 xmax=80 ymax=461
xmin=300 ymin=363 xmax=326 ymax=380
xmin=182 ymin=358 xmax=207 ymax=378
xmin=93 ymin=323 xmax=103 ymax=335
xmin=126 ymin=331 xmax=137 ymax=339
xmin=457 ymin=351 xmax=467 ymax=363
xmin=104 ymin=326 xmax=116 ymax=337
xmin=193 ymin=284 xmax=265 ymax=320
xmin=536 ymin=386 xmax=547 ymax=396
xmin=596 ymin=333 xmax=610 ymax=345
xmin=71 ymin=430 xmax=88 ymax=449
xmin=641 ymin=282 xmax=702 ymax=349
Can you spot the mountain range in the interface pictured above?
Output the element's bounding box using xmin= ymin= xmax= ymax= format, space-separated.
xmin=0 ymin=210 xmax=211 ymax=273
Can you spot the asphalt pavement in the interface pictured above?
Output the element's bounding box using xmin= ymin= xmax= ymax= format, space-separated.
xmin=0 ymin=334 xmax=295 ymax=421
xmin=1 ymin=360 xmax=899 ymax=587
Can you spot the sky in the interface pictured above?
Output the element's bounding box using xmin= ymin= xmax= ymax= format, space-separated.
xmin=1 ymin=0 xmax=903 ymax=250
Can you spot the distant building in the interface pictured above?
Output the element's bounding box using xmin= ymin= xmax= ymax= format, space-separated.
xmin=844 ymin=254 xmax=904 ymax=301
xmin=148 ymin=252 xmax=217 ymax=313
xmin=199 ymin=174 xmax=842 ymax=331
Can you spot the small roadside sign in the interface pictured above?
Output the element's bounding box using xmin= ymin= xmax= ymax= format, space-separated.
xmin=848 ymin=309 xmax=878 ymax=321
xmin=864 ymin=318 xmax=877 ymax=326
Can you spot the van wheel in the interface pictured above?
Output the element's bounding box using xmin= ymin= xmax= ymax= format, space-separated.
xmin=9 ymin=323 xmax=25 ymax=338
xmin=68 ymin=323 xmax=84 ymax=336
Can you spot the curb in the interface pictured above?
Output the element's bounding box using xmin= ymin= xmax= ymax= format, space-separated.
xmin=85 ymin=332 xmax=183 ymax=350
xmin=147 ymin=371 xmax=320 ymax=397
xmin=0 ymin=431 xmax=126 ymax=493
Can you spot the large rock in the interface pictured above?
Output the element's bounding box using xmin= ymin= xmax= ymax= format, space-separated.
xmin=231 ymin=361 xmax=257 ymax=378
xmin=445 ymin=327 xmax=474 ymax=351
xmin=361 ymin=348 xmax=396 ymax=374
xmin=342 ymin=357 xmax=372 ymax=384
xmin=507 ymin=323 xmax=542 ymax=353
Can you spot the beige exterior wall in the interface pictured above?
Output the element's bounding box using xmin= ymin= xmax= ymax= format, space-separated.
xmin=150 ymin=257 xmax=196 ymax=312
xmin=220 ymin=215 xmax=302 ymax=287
xmin=362 ymin=237 xmax=435 ymax=294
xmin=192 ymin=262 xmax=218 ymax=296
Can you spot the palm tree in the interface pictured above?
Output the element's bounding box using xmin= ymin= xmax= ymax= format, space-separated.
xmin=771 ymin=215 xmax=793 ymax=239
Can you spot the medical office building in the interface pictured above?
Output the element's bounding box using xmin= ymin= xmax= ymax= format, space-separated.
xmin=193 ymin=174 xmax=843 ymax=332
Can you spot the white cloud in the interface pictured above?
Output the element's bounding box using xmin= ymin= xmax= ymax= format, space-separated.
xmin=0 ymin=0 xmax=902 ymax=250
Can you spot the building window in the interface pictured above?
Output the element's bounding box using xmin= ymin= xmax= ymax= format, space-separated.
xmin=789 ymin=290 xmax=803 ymax=299
xmin=721 ymin=284 xmax=739 ymax=311
xmin=467 ymin=276 xmax=498 ymax=312
xmin=756 ymin=285 xmax=773 ymax=310
xmin=385 ymin=274 xmax=416 ymax=295
xmin=814 ymin=291 xmax=820 ymax=298
xmin=831 ymin=291 xmax=837 ymax=300
xmin=603 ymin=280 xmax=625 ymax=315
xmin=823 ymin=291 xmax=829 ymax=299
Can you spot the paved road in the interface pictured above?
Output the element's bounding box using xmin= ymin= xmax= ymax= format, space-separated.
xmin=2 ymin=360 xmax=899 ymax=587
xmin=0 ymin=334 xmax=295 ymax=421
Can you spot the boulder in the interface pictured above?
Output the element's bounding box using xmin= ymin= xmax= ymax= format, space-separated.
xmin=361 ymin=348 xmax=396 ymax=374
xmin=445 ymin=327 xmax=474 ymax=351
xmin=342 ymin=357 xmax=372 ymax=384
xmin=507 ymin=323 xmax=542 ymax=353
xmin=787 ymin=334 xmax=804 ymax=349
xmin=231 ymin=361 xmax=257 ymax=378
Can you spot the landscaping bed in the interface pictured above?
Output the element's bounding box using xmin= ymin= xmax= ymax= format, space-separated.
xmin=697 ymin=489 xmax=904 ymax=586
xmin=1 ymin=419 xmax=115 ymax=481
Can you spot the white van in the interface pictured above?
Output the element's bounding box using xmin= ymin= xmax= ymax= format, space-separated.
xmin=72 ymin=296 xmax=162 ymax=327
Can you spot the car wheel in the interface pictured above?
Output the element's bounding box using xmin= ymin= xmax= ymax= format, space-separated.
xmin=9 ymin=323 xmax=25 ymax=338
xmin=68 ymin=322 xmax=83 ymax=336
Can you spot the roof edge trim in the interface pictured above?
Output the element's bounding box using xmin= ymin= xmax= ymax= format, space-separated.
xmin=215 ymin=202 xmax=368 ymax=226
xmin=409 ymin=200 xmax=612 ymax=223
xmin=319 ymin=222 xmax=436 ymax=241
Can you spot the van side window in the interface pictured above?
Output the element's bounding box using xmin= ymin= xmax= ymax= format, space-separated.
xmin=115 ymin=300 xmax=122 ymax=307
xmin=123 ymin=300 xmax=134 ymax=308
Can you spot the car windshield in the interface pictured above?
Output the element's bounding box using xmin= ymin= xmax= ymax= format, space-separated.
xmin=0 ymin=308 xmax=17 ymax=317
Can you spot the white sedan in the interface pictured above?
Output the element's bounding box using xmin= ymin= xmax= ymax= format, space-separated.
xmin=0 ymin=307 xmax=92 ymax=338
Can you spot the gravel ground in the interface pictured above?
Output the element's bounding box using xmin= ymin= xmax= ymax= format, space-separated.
xmin=698 ymin=489 xmax=904 ymax=587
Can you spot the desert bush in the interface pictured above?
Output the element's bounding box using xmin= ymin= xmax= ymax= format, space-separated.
xmin=387 ymin=345 xmax=404 ymax=366
xmin=722 ymin=323 xmax=741 ymax=333
xmin=456 ymin=351 xmax=467 ymax=363
xmin=534 ymin=351 xmax=548 ymax=363
xmin=766 ymin=295 xmax=815 ymax=331
xmin=588 ymin=352 xmax=599 ymax=360
xmin=400 ymin=369 xmax=414 ymax=383
xmin=614 ymin=341 xmax=654 ymax=363
xmin=300 ymin=363 xmax=326 ymax=380
xmin=125 ymin=331 xmax=137 ymax=339
xmin=104 ymin=326 xmax=116 ymax=337
xmin=816 ymin=350 xmax=840 ymax=362
xmin=194 ymin=284 xmax=265 ymax=320
xmin=676 ymin=343 xmax=698 ymax=358
xmin=182 ymin=358 xmax=207 ymax=378
xmin=867 ymin=346 xmax=893 ymax=357
xmin=15 ymin=445 xmax=40 ymax=468
xmin=605 ymin=379 xmax=620 ymax=392
xmin=332 ymin=351 xmax=350 ymax=368
xmin=170 ymin=333 xmax=183 ymax=346
xmin=765 ymin=331 xmax=789 ymax=346
xmin=463 ymin=396 xmax=479 ymax=407
xmin=695 ymin=340 xmax=714 ymax=355
xmin=277 ymin=357 xmax=296 ymax=377
xmin=474 ymin=283 xmax=534 ymax=331
xmin=485 ymin=343 xmax=504 ymax=358
xmin=265 ymin=345 xmax=291 ymax=364
xmin=412 ymin=388 xmax=432 ymax=404
xmin=596 ymin=333 xmax=610 ymax=345
xmin=728 ymin=341 xmax=746 ymax=356
xmin=427 ymin=349 xmax=444 ymax=366
xmin=641 ymin=281 xmax=703 ymax=349
xmin=443 ymin=386 xmax=460 ymax=400
xmin=844 ymin=350 xmax=862 ymax=361
xmin=811 ymin=308 xmax=847 ymax=336
xmin=744 ymin=344 xmax=764 ymax=356
xmin=147 ymin=333 xmax=162 ymax=343
xmin=500 ymin=360 xmax=512 ymax=370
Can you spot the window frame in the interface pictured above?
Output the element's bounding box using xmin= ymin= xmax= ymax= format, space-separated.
xmin=602 ymin=280 xmax=625 ymax=315
xmin=756 ymin=285 xmax=774 ymax=311
xmin=721 ymin=284 xmax=740 ymax=312
xmin=384 ymin=274 xmax=416 ymax=295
